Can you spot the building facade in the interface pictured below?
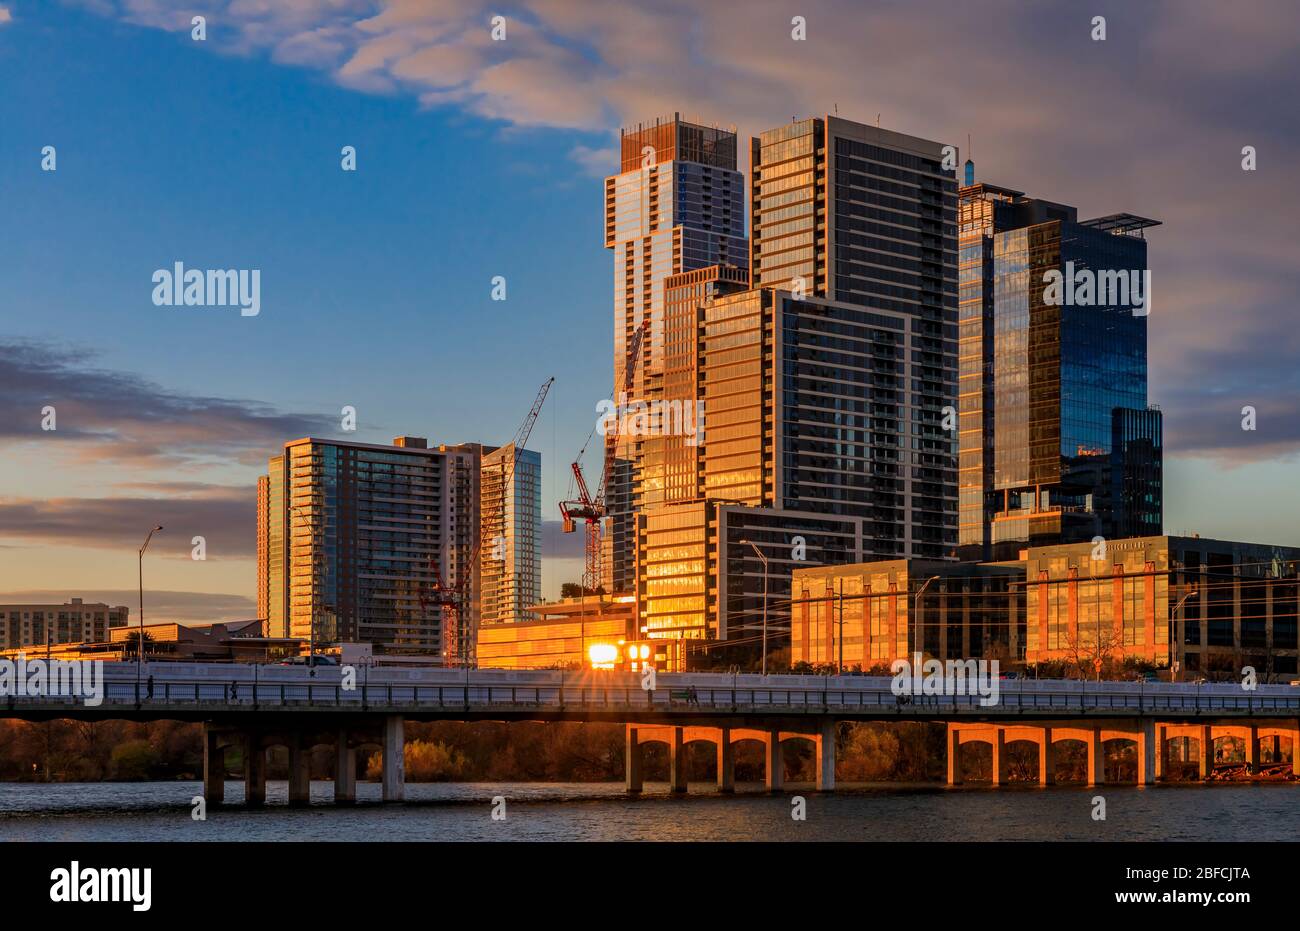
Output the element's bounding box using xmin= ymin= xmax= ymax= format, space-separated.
xmin=957 ymin=175 xmax=1162 ymax=560
xmin=751 ymin=116 xmax=959 ymax=560
xmin=603 ymin=114 xmax=749 ymax=594
xmin=479 ymin=443 xmax=542 ymax=627
xmin=791 ymin=535 xmax=1300 ymax=681
xmin=0 ymin=599 xmax=128 ymax=651
xmin=257 ymin=436 xmax=480 ymax=657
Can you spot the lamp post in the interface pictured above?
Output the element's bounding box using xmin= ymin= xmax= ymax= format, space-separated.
xmin=1171 ymin=586 xmax=1199 ymax=683
xmin=137 ymin=525 xmax=163 ymax=683
xmin=913 ymin=575 xmax=940 ymax=660
xmin=739 ymin=539 xmax=769 ymax=676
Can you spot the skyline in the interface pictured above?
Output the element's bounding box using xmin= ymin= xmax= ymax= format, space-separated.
xmin=3 ymin=1 xmax=1299 ymax=622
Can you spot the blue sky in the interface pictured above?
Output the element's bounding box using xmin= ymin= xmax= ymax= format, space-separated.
xmin=1 ymin=0 xmax=1297 ymax=619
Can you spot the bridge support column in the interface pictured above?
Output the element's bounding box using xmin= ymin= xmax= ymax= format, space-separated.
xmin=816 ymin=720 xmax=835 ymax=793
xmin=1153 ymin=725 xmax=1165 ymax=782
xmin=1246 ymin=725 xmax=1259 ymax=775
xmin=717 ymin=728 xmax=734 ymax=793
xmin=946 ymin=724 xmax=962 ymax=786
xmin=765 ymin=729 xmax=783 ymax=793
xmin=992 ymin=728 xmax=1008 ymax=786
xmin=382 ymin=715 xmax=405 ymax=802
xmin=244 ymin=733 xmax=265 ymax=807
xmin=203 ymin=726 xmax=224 ymax=805
xmin=625 ymin=726 xmax=643 ymax=795
xmin=1039 ymin=727 xmax=1055 ymax=786
xmin=668 ymin=727 xmax=687 ymax=794
xmin=1293 ymin=724 xmax=1300 ymax=777
xmin=1087 ymin=727 xmax=1104 ymax=787
xmin=1138 ymin=719 xmax=1156 ymax=786
xmin=1199 ymin=724 xmax=1213 ymax=780
xmin=335 ymin=728 xmax=356 ymax=805
xmin=288 ymin=734 xmax=310 ymax=807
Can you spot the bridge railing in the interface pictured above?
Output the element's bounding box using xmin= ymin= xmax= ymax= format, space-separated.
xmin=15 ymin=680 xmax=1299 ymax=715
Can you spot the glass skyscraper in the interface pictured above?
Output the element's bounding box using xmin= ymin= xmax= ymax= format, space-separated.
xmin=958 ymin=175 xmax=1162 ymax=560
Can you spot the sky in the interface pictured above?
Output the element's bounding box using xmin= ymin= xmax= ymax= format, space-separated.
xmin=1 ymin=0 xmax=1297 ymax=622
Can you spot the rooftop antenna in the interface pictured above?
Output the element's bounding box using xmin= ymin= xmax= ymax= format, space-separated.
xmin=876 ymin=113 xmax=881 ymax=127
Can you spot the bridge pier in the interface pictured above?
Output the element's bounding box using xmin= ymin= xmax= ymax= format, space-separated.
xmin=1087 ymin=727 xmax=1104 ymax=786
xmin=244 ymin=733 xmax=266 ymax=806
xmin=946 ymin=724 xmax=962 ymax=786
xmin=203 ymin=726 xmax=224 ymax=805
xmin=816 ymin=720 xmax=835 ymax=792
xmin=765 ymin=728 xmax=783 ymax=793
xmin=1154 ymin=725 xmax=1165 ymax=782
xmin=335 ymin=728 xmax=356 ymax=804
xmin=382 ymin=715 xmax=405 ymax=802
xmin=1199 ymin=724 xmax=1213 ymax=780
xmin=625 ymin=726 xmax=643 ymax=795
xmin=991 ymin=728 xmax=1008 ymax=786
xmin=288 ymin=733 xmax=310 ymax=806
xmin=1246 ymin=725 xmax=1259 ymax=774
xmin=717 ymin=727 xmax=734 ymax=793
xmin=1039 ymin=727 xmax=1055 ymax=785
xmin=668 ymin=727 xmax=687 ymax=794
xmin=1138 ymin=719 xmax=1156 ymax=786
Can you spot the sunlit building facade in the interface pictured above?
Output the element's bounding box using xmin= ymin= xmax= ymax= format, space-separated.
xmin=751 ymin=116 xmax=959 ymax=559
xmin=257 ymin=436 xmax=479 ymax=656
xmin=603 ymin=114 xmax=749 ymax=595
xmin=0 ymin=599 xmax=129 ymax=651
xmin=792 ymin=560 xmax=1021 ymax=669
xmin=792 ymin=535 xmax=1300 ymax=680
xmin=479 ymin=443 xmax=542 ymax=627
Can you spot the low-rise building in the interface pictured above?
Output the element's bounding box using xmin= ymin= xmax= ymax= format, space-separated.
xmin=0 ymin=599 xmax=128 ymax=650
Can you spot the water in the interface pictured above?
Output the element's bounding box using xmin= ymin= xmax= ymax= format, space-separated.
xmin=0 ymin=781 xmax=1295 ymax=841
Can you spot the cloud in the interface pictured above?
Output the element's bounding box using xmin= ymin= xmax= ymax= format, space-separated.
xmin=0 ymin=485 xmax=255 ymax=558
xmin=0 ymin=340 xmax=335 ymax=469
xmin=68 ymin=1 xmax=1300 ymax=465
xmin=0 ymin=6 xmax=12 ymax=26
xmin=0 ymin=589 xmax=256 ymax=623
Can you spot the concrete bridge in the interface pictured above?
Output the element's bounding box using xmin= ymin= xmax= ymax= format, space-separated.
xmin=3 ymin=662 xmax=1296 ymax=803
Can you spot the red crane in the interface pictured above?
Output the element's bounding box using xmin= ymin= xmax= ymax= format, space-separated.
xmin=422 ymin=376 xmax=553 ymax=665
xmin=559 ymin=321 xmax=647 ymax=592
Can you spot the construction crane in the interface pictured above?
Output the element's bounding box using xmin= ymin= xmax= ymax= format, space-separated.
xmin=559 ymin=322 xmax=647 ymax=592
xmin=422 ymin=376 xmax=553 ymax=666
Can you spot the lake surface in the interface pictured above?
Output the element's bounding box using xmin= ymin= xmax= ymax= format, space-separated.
xmin=0 ymin=781 xmax=1295 ymax=841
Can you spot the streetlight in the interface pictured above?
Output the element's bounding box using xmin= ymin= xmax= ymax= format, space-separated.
xmin=137 ymin=525 xmax=163 ymax=683
xmin=1171 ymin=586 xmax=1199 ymax=683
xmin=913 ymin=575 xmax=940 ymax=659
xmin=738 ymin=539 xmax=769 ymax=676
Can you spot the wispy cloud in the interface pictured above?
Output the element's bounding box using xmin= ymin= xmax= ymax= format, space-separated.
xmin=0 ymin=340 xmax=335 ymax=469
xmin=0 ymin=485 xmax=255 ymax=558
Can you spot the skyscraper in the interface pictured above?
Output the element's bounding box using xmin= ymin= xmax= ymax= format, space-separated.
xmin=257 ymin=436 xmax=480 ymax=656
xmin=603 ymin=114 xmax=748 ymax=593
xmin=957 ymin=175 xmax=1162 ymax=559
xmin=478 ymin=443 xmax=542 ymax=627
xmin=750 ymin=116 xmax=959 ymax=559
